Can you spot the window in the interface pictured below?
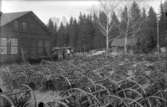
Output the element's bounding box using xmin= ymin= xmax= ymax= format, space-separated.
xmin=0 ymin=38 xmax=7 ymax=54
xmin=0 ymin=38 xmax=18 ymax=55
xmin=9 ymin=38 xmax=18 ymax=54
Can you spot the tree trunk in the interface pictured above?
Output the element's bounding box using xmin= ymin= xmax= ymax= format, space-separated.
xmin=124 ymin=15 xmax=130 ymax=55
xmin=106 ymin=18 xmax=109 ymax=56
xmin=157 ymin=18 xmax=160 ymax=58
xmin=124 ymin=34 xmax=127 ymax=55
xmin=106 ymin=29 xmax=109 ymax=56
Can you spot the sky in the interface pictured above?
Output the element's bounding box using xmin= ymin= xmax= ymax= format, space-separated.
xmin=1 ymin=0 xmax=163 ymax=24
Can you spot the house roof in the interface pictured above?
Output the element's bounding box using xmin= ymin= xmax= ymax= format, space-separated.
xmin=0 ymin=11 xmax=31 ymax=27
xmin=111 ymin=38 xmax=137 ymax=47
xmin=0 ymin=11 xmax=50 ymax=35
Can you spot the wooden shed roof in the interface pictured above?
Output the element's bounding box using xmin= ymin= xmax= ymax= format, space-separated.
xmin=111 ymin=38 xmax=137 ymax=47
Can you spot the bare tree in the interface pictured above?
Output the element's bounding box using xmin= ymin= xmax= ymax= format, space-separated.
xmin=92 ymin=0 xmax=120 ymax=56
xmin=120 ymin=1 xmax=146 ymax=54
xmin=92 ymin=0 xmax=148 ymax=55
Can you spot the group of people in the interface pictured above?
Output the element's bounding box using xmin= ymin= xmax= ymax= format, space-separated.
xmin=52 ymin=47 xmax=74 ymax=60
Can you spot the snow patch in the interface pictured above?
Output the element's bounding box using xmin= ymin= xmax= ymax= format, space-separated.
xmin=88 ymin=50 xmax=105 ymax=56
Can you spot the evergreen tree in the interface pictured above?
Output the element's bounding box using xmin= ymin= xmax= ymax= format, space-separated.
xmin=72 ymin=19 xmax=79 ymax=50
xmin=141 ymin=8 xmax=147 ymax=20
xmin=159 ymin=1 xmax=167 ymax=46
xmin=93 ymin=13 xmax=105 ymax=49
xmin=120 ymin=6 xmax=128 ymax=38
xmin=52 ymin=22 xmax=58 ymax=46
xmin=47 ymin=18 xmax=58 ymax=47
xmin=47 ymin=19 xmax=55 ymax=35
xmin=77 ymin=13 xmax=86 ymax=51
xmin=57 ymin=23 xmax=67 ymax=46
xmin=136 ymin=8 xmax=148 ymax=53
xmin=129 ymin=1 xmax=142 ymax=37
xmin=109 ymin=12 xmax=120 ymax=41
xmin=130 ymin=1 xmax=141 ymax=23
xmin=68 ymin=17 xmax=77 ymax=48
xmin=120 ymin=2 xmax=143 ymax=54
xmin=65 ymin=24 xmax=70 ymax=46
xmin=140 ymin=7 xmax=157 ymax=53
xmin=67 ymin=17 xmax=80 ymax=50
xmin=86 ymin=15 xmax=96 ymax=50
xmin=77 ymin=13 xmax=95 ymax=51
xmin=146 ymin=7 xmax=157 ymax=52
xmin=99 ymin=11 xmax=107 ymax=29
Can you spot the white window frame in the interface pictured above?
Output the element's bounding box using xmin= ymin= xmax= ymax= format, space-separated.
xmin=9 ymin=38 xmax=18 ymax=55
xmin=0 ymin=38 xmax=7 ymax=55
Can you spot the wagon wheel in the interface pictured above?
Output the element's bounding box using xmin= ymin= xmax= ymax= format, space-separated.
xmin=47 ymin=101 xmax=69 ymax=107
xmin=3 ymin=85 xmax=32 ymax=107
xmin=0 ymin=93 xmax=15 ymax=107
xmin=61 ymin=88 xmax=100 ymax=107
xmin=118 ymin=77 xmax=167 ymax=107
xmin=0 ymin=84 xmax=33 ymax=107
xmin=21 ymin=84 xmax=37 ymax=107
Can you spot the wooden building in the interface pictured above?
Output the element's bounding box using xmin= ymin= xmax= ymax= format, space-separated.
xmin=0 ymin=11 xmax=51 ymax=63
xmin=111 ymin=37 xmax=137 ymax=55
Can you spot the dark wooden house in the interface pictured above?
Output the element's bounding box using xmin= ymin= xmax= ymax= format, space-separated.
xmin=0 ymin=11 xmax=51 ymax=63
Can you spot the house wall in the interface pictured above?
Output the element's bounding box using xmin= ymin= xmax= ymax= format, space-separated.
xmin=0 ymin=25 xmax=19 ymax=63
xmin=111 ymin=38 xmax=137 ymax=55
xmin=111 ymin=46 xmax=134 ymax=55
xmin=16 ymin=13 xmax=51 ymax=59
xmin=0 ymin=12 xmax=51 ymax=63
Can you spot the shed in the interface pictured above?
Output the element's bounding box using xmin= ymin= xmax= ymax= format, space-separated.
xmin=111 ymin=37 xmax=137 ymax=54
